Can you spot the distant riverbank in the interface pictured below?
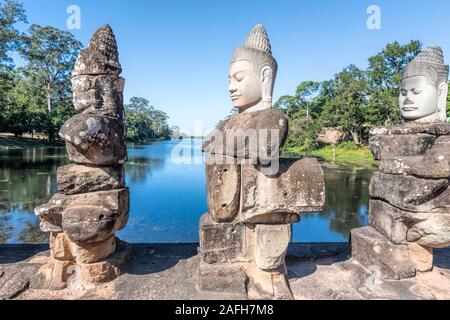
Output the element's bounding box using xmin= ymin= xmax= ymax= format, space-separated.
xmin=0 ymin=134 xmax=178 ymax=151
xmin=0 ymin=135 xmax=60 ymax=151
xmin=1 ymin=135 xmax=378 ymax=168
xmin=284 ymin=142 xmax=379 ymax=167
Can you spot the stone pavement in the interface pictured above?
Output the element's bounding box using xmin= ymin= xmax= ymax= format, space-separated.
xmin=0 ymin=243 xmax=448 ymax=300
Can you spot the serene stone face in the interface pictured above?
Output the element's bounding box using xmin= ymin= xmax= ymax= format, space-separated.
xmin=228 ymin=60 xmax=262 ymax=111
xmin=399 ymin=76 xmax=439 ymax=121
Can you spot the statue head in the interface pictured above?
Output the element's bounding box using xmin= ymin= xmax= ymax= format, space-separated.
xmin=229 ymin=25 xmax=278 ymax=112
xmin=399 ymin=46 xmax=449 ymax=122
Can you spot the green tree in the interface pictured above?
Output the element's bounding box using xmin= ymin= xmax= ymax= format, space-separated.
xmin=125 ymin=97 xmax=154 ymax=142
xmin=170 ymin=126 xmax=187 ymax=139
xmin=0 ymin=0 xmax=26 ymax=66
xmin=275 ymin=81 xmax=324 ymax=151
xmin=19 ymin=24 xmax=81 ymax=142
xmin=279 ymin=40 xmax=423 ymax=149
xmin=0 ymin=0 xmax=27 ymax=130
xmin=365 ymin=40 xmax=422 ymax=126
xmin=125 ymin=97 xmax=172 ymax=142
xmin=321 ymin=65 xmax=368 ymax=145
xmin=150 ymin=109 xmax=170 ymax=139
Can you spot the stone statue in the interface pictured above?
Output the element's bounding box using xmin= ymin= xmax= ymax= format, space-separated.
xmin=399 ymin=46 xmax=449 ymax=123
xmin=34 ymin=25 xmax=131 ymax=290
xmin=229 ymin=24 xmax=277 ymax=112
xmin=199 ymin=25 xmax=325 ymax=299
xmin=351 ymin=46 xmax=450 ymax=280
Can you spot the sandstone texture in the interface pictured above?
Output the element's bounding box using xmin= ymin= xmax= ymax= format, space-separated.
xmin=352 ymin=122 xmax=450 ymax=280
xmin=33 ymin=24 xmax=130 ymax=291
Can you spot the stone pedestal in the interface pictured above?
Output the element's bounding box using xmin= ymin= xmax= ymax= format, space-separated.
xmin=34 ymin=25 xmax=130 ymax=290
xmin=351 ymin=122 xmax=450 ymax=279
xmin=198 ymin=24 xmax=325 ymax=299
xmin=199 ymin=156 xmax=325 ymax=299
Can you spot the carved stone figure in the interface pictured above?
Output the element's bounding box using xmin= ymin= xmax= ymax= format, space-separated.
xmin=34 ymin=25 xmax=131 ymax=290
xmin=199 ymin=25 xmax=325 ymax=299
xmin=399 ymin=46 xmax=449 ymax=123
xmin=351 ymin=46 xmax=450 ymax=279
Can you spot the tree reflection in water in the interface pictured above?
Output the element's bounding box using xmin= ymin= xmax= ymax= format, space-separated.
xmin=323 ymin=164 xmax=373 ymax=237
xmin=126 ymin=157 xmax=165 ymax=184
xmin=0 ymin=147 xmax=69 ymax=244
xmin=294 ymin=161 xmax=376 ymax=242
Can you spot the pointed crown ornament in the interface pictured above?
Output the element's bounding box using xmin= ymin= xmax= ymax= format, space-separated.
xmin=73 ymin=24 xmax=122 ymax=77
xmin=402 ymin=46 xmax=449 ymax=86
xmin=231 ymin=24 xmax=278 ymax=79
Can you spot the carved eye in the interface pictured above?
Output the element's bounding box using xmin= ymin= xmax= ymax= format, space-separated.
xmin=413 ymin=89 xmax=422 ymax=95
xmin=400 ymin=90 xmax=407 ymax=97
xmin=235 ymin=72 xmax=245 ymax=82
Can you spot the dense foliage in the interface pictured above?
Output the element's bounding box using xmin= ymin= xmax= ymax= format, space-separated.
xmin=125 ymin=97 xmax=172 ymax=142
xmin=276 ymin=41 xmax=427 ymax=151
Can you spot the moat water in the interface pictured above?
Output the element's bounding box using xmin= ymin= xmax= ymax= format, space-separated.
xmin=0 ymin=140 xmax=375 ymax=244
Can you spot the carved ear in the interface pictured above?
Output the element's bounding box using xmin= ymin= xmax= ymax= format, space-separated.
xmin=437 ymin=82 xmax=448 ymax=121
xmin=260 ymin=66 xmax=274 ymax=109
xmin=261 ymin=66 xmax=273 ymax=85
xmin=438 ymin=82 xmax=448 ymax=97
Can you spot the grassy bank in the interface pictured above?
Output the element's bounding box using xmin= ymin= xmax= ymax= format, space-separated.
xmin=283 ymin=142 xmax=379 ymax=166
xmin=0 ymin=135 xmax=57 ymax=151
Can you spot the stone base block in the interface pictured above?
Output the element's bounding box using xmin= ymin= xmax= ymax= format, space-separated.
xmin=244 ymin=263 xmax=293 ymax=300
xmin=34 ymin=259 xmax=76 ymax=290
xmin=75 ymin=240 xmax=131 ymax=288
xmin=199 ymin=213 xmax=249 ymax=264
xmin=369 ymin=133 xmax=435 ymax=160
xmin=408 ymin=242 xmax=433 ymax=272
xmin=57 ymin=164 xmax=125 ymax=195
xmin=369 ymin=200 xmax=408 ymax=244
xmin=50 ymin=233 xmax=117 ymax=264
xmin=34 ymin=239 xmax=130 ymax=290
xmin=197 ymin=262 xmax=248 ymax=296
xmin=71 ymin=235 xmax=117 ymax=264
xmin=369 ymin=172 xmax=449 ymax=213
xmin=50 ymin=232 xmax=74 ymax=261
xmin=351 ymin=227 xmax=416 ymax=280
xmin=255 ymin=224 xmax=291 ymax=270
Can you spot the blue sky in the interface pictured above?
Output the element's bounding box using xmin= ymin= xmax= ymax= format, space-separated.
xmin=16 ymin=0 xmax=450 ymax=134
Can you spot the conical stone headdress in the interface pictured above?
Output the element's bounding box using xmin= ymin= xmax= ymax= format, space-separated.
xmin=73 ymin=24 xmax=122 ymax=76
xmin=402 ymin=46 xmax=449 ymax=86
xmin=231 ymin=24 xmax=278 ymax=78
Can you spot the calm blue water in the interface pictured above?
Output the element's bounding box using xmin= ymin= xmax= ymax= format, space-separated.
xmin=0 ymin=140 xmax=374 ymax=244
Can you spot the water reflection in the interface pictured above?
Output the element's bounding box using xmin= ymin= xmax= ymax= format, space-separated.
xmin=126 ymin=157 xmax=165 ymax=183
xmin=0 ymin=141 xmax=377 ymax=244
xmin=293 ymin=163 xmax=374 ymax=243
xmin=0 ymin=147 xmax=68 ymax=243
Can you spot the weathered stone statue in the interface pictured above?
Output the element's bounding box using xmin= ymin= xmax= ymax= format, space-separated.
xmin=399 ymin=47 xmax=449 ymax=123
xmin=34 ymin=25 xmax=131 ymax=290
xmin=200 ymin=25 xmax=325 ymax=299
xmin=351 ymin=46 xmax=450 ymax=279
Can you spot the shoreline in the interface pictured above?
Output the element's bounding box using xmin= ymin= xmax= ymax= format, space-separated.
xmin=0 ymin=136 xmax=62 ymax=151
xmin=284 ymin=143 xmax=379 ymax=167
xmin=1 ymin=135 xmax=379 ymax=168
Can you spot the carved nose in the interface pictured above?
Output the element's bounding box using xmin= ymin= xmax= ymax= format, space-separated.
xmin=404 ymin=97 xmax=414 ymax=105
xmin=229 ymin=83 xmax=237 ymax=94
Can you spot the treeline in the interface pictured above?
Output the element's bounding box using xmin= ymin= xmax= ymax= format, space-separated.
xmin=0 ymin=0 xmax=174 ymax=144
xmin=125 ymin=97 xmax=173 ymax=142
xmin=275 ymin=41 xmax=450 ymax=151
